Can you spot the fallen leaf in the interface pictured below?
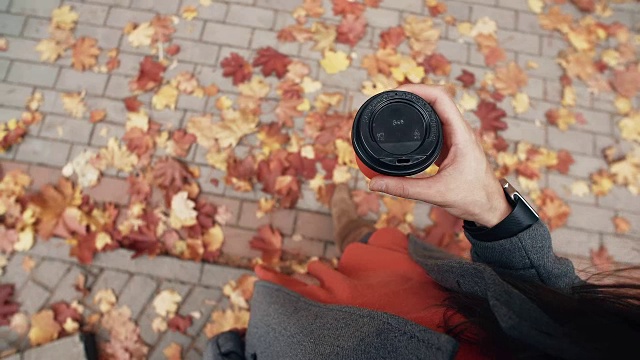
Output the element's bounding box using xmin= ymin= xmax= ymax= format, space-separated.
xmin=352 ymin=190 xmax=380 ymax=216
xmin=320 ymin=49 xmax=350 ymax=74
xmin=163 ymin=342 xmax=182 ymax=360
xmin=128 ymin=22 xmax=154 ymax=48
xmin=94 ymin=288 xmax=117 ymax=313
xmin=152 ymin=316 xmax=168 ymax=333
xmin=0 ymin=284 xmax=19 ymax=326
xmin=221 ymin=52 xmax=253 ymax=85
xmin=336 ymin=14 xmax=367 ymax=47
xmin=613 ymin=216 xmax=631 ymax=234
xmin=152 ymin=84 xmax=179 ymax=110
xmin=455 ymin=69 xmax=476 ymax=88
xmin=51 ymin=5 xmax=79 ymax=31
xmin=511 ymin=92 xmax=530 ymax=114
xmin=570 ymin=180 xmax=590 ymax=197
xmin=0 ymin=37 xmax=6 ymax=51
xmin=611 ymin=64 xmax=640 ymax=99
xmin=130 ymin=56 xmax=166 ymax=93
xmin=21 ymin=256 xmax=35 ymax=273
xmin=549 ymin=150 xmax=574 ymax=174
xmin=250 ymin=225 xmax=283 ymax=265
xmin=493 ymin=62 xmax=528 ymax=96
xmin=153 ymin=289 xmax=182 ymax=318
xmin=90 ymin=109 xmax=106 ymax=123
xmin=167 ymin=314 xmax=193 ymax=333
xmin=181 ymin=5 xmax=198 ymax=20
xmin=10 ymin=312 xmax=29 ymax=335
xmin=28 ymin=310 xmax=61 ymax=346
xmin=252 ymin=47 xmax=292 ymax=79
xmin=528 ymin=0 xmax=544 ymax=13
xmin=590 ymin=169 xmax=614 ymax=196
xmin=170 ymin=191 xmax=198 ymax=229
xmin=475 ymin=100 xmax=507 ymax=133
xmin=35 ymin=39 xmax=65 ymax=63
xmin=204 ymin=309 xmax=250 ymax=338
xmin=534 ymin=189 xmax=570 ymax=230
xmin=71 ymin=37 xmax=100 ymax=71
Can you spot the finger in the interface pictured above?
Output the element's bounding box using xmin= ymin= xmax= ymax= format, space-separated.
xmin=395 ymin=84 xmax=471 ymax=145
xmin=368 ymin=175 xmax=443 ymax=204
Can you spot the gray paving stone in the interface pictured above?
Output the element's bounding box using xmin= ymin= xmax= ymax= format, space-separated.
xmin=85 ymin=96 xmax=128 ymax=124
xmin=379 ymin=0 xmax=422 ymax=11
xmin=318 ymin=67 xmax=367 ymax=91
xmin=573 ymin=108 xmax=613 ymax=135
xmin=90 ymin=123 xmax=125 ymax=147
xmin=250 ymin=29 xmax=300 ymax=56
xmin=39 ymin=114 xmax=94 ymax=144
xmin=598 ymin=186 xmax=640 ymax=215
xmin=0 ymin=83 xmax=32 ymax=107
xmin=0 ymin=37 xmax=41 ymax=62
xmin=551 ymin=227 xmax=601 ymax=260
xmin=0 ymin=13 xmax=26 ymax=36
xmin=496 ymin=0 xmax=527 ymax=10
xmin=471 ymin=4 xmax=515 ymax=30
xmin=498 ymin=29 xmax=540 ymax=55
xmin=105 ymin=7 xmax=151 ymax=28
xmin=91 ymin=249 xmax=203 ymax=284
xmin=104 ymin=74 xmax=131 ymax=98
xmin=74 ymin=23 xmax=122 ymax=49
xmin=365 ymin=6 xmax=401 ymax=29
xmin=174 ymin=18 xmax=205 ymax=40
xmin=48 ymin=265 xmax=87 ymax=303
xmin=118 ymin=275 xmax=157 ymax=319
xmin=0 ymin=253 xmax=30 ymax=289
xmin=547 ymin=173 xmax=597 ymax=206
xmin=177 ymin=94 xmax=207 ymax=112
xmin=517 ymin=11 xmax=548 ymax=36
xmin=63 ymin=1 xmax=109 ymax=25
xmin=518 ymin=53 xmax=563 ymax=80
xmin=17 ymin=280 xmax=50 ymax=315
xmin=603 ymin=234 xmax=640 ymax=264
xmin=32 ymin=260 xmax=70 ymax=290
xmin=567 ymin=203 xmax=616 ymax=234
xmin=0 ymin=0 xmax=9 ymax=11
xmin=0 ymin=59 xmax=9 ymax=80
xmin=22 ymin=17 xmax=51 ymax=40
xmin=26 ymin=237 xmax=75 ymax=260
xmin=23 ymin=334 xmax=86 ymax=360
xmin=55 ymin=68 xmax=108 ymax=95
xmin=199 ymin=263 xmax=253 ymax=288
xmin=176 ymin=39 xmax=219 ymax=65
xmin=130 ymin=0 xmax=180 ymax=14
xmin=15 ymin=138 xmax=71 ymax=167
xmin=182 ymin=0 xmax=227 ymax=22
xmin=566 ymin=153 xmax=607 ymax=178
xmin=192 ymin=330 xmax=209 ymax=353
xmin=254 ymin=0 xmax=297 ymax=11
xmin=7 ymin=61 xmax=60 ymax=87
xmin=88 ymin=0 xmax=130 ymax=7
xmin=226 ymin=4 xmax=275 ymax=29
xmin=437 ymin=39 xmax=469 ymax=65
xmin=179 ymin=286 xmax=221 ymax=336
xmin=87 ymin=269 xmax=130 ymax=310
xmin=202 ymin=22 xmax=253 ymax=47
xmin=10 ymin=0 xmax=61 ymax=17
xmin=185 ymin=349 xmax=202 ymax=360
xmin=548 ymin=127 xmax=595 ymax=155
xmin=523 ymin=76 xmax=544 ymax=100
xmin=442 ymin=0 xmax=471 ymax=20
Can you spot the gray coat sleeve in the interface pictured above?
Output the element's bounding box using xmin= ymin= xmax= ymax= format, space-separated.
xmin=466 ymin=220 xmax=581 ymax=290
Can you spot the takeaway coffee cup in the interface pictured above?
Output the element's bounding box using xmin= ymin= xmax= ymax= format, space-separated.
xmin=352 ymin=90 xmax=443 ymax=179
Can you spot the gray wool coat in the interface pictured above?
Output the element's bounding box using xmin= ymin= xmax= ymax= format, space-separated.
xmin=207 ymin=220 xmax=589 ymax=360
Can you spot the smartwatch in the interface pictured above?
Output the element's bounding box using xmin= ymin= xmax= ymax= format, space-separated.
xmin=463 ymin=179 xmax=540 ymax=242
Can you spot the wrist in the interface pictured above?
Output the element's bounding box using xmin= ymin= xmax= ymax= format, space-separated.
xmin=471 ymin=184 xmax=513 ymax=228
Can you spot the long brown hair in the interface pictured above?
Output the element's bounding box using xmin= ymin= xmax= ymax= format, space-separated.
xmin=443 ymin=268 xmax=640 ymax=359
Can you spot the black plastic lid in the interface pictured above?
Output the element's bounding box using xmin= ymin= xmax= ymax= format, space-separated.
xmin=352 ymin=90 xmax=443 ymax=177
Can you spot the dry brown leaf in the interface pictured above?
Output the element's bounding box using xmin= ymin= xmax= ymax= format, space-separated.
xmin=28 ymin=310 xmax=61 ymax=346
xmin=51 ymin=5 xmax=79 ymax=30
xmin=163 ymin=342 xmax=182 ymax=360
xmin=72 ymin=37 xmax=100 ymax=71
xmin=35 ymin=39 xmax=65 ymax=63
xmin=204 ymin=309 xmax=250 ymax=338
xmin=613 ymin=216 xmax=631 ymax=234
xmin=61 ymin=91 xmax=87 ymax=119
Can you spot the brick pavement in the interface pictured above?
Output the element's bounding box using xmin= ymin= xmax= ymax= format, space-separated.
xmin=1 ymin=0 xmax=639 ymax=358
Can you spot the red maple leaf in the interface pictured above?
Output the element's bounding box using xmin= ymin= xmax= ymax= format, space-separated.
xmin=0 ymin=284 xmax=19 ymax=326
xmin=165 ymin=44 xmax=181 ymax=56
xmin=474 ymin=100 xmax=507 ymax=133
xmin=571 ymin=0 xmax=595 ymax=13
xmin=129 ymin=56 xmax=166 ymax=93
xmin=252 ymin=47 xmax=292 ymax=79
xmin=221 ymin=52 xmax=253 ymax=85
xmin=611 ymin=64 xmax=640 ymax=98
xmin=226 ymin=154 xmax=257 ymax=188
xmin=150 ymin=15 xmax=176 ymax=44
xmin=167 ymin=314 xmax=193 ymax=333
xmin=169 ymin=129 xmax=196 ymax=158
xmin=379 ymin=26 xmax=405 ymax=49
xmin=455 ymin=69 xmax=476 ymax=88
xmin=336 ymin=14 xmax=367 ymax=47
xmin=422 ymin=53 xmax=451 ymax=76
xmin=423 ymin=206 xmax=467 ymax=258
xmin=332 ymin=0 xmax=366 ymax=17
xmin=550 ymin=149 xmax=574 ymax=174
xmin=124 ymin=96 xmax=142 ymax=112
xmin=250 ymin=225 xmax=283 ymax=265
xmin=50 ymin=301 xmax=82 ymax=327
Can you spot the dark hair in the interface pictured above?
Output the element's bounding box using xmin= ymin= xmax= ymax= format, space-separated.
xmin=443 ymin=267 xmax=640 ymax=359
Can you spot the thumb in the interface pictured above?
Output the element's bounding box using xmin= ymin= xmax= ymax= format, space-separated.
xmin=369 ymin=175 xmax=441 ymax=203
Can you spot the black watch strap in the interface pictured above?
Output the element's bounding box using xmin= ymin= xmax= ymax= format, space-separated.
xmin=463 ymin=196 xmax=539 ymax=242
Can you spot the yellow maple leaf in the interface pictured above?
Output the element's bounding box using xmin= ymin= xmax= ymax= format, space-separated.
xmin=96 ymin=138 xmax=139 ymax=173
xmin=390 ymin=56 xmax=425 ymax=83
xmin=51 ymin=5 xmax=79 ymax=31
xmin=614 ymin=96 xmax=631 ymax=115
xmin=561 ymin=86 xmax=576 ymax=107
xmin=618 ymin=112 xmax=640 ymax=142
xmin=14 ymin=228 xmax=34 ymax=252
xmin=212 ymin=112 xmax=259 ymax=148
xmin=204 ymin=309 xmax=250 ymax=338
xmin=335 ymin=139 xmax=357 ymax=167
xmin=128 ymin=22 xmax=154 ymax=48
xmin=511 ymin=92 xmax=530 ymax=114
xmin=35 ymin=39 xmax=65 ymax=63
xmin=238 ymin=76 xmax=270 ymax=98
xmin=590 ymin=170 xmax=614 ymax=197
xmin=459 ymin=91 xmax=479 ymax=111
xmin=311 ymin=22 xmax=337 ymax=52
xmin=126 ymin=110 xmax=150 ymax=131
xmin=170 ymin=191 xmax=198 ymax=229
xmin=570 ymin=180 xmax=590 ymax=197
xmin=153 ymin=289 xmax=182 ymax=318
xmin=301 ymin=76 xmax=322 ymax=93
xmin=332 ymin=165 xmax=352 ymax=184
xmin=320 ymin=50 xmax=350 ymax=75
xmin=29 ymin=310 xmax=61 ymax=346
xmin=182 ymin=5 xmax=198 ymax=20
xmin=95 ymin=231 xmax=112 ymax=251
xmin=61 ymin=91 xmax=87 ymax=118
xmin=152 ymin=84 xmax=179 ymax=110
xmin=527 ymin=0 xmax=544 ymax=14
xmin=93 ymin=288 xmax=117 ymax=313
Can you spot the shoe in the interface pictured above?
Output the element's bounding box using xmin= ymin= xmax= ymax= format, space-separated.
xmin=330 ymin=184 xmax=375 ymax=253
